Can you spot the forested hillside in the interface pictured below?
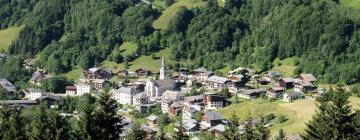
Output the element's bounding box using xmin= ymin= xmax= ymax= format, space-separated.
xmin=1 ymin=0 xmax=360 ymax=85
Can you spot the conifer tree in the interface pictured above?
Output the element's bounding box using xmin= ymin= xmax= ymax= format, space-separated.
xmin=224 ymin=111 xmax=241 ymax=140
xmin=0 ymin=106 xmax=25 ymax=140
xmin=129 ymin=123 xmax=146 ymax=140
xmin=29 ymin=102 xmax=48 ymax=140
xmin=302 ymin=85 xmax=360 ymax=139
xmin=254 ymin=117 xmax=270 ymax=140
xmin=77 ymin=94 xmax=96 ymax=139
xmin=275 ymin=129 xmax=286 ymax=140
xmin=174 ymin=121 xmax=189 ymax=140
xmin=47 ymin=109 xmax=68 ymax=140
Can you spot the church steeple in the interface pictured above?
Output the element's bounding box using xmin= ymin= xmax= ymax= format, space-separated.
xmin=160 ymin=57 xmax=168 ymax=80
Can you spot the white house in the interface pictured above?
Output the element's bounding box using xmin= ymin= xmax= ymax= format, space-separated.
xmin=188 ymin=67 xmax=213 ymax=82
xmin=206 ymin=76 xmax=230 ymax=90
xmin=28 ymin=88 xmax=46 ymax=100
xmin=145 ymin=79 xmax=175 ymax=101
xmin=162 ymin=90 xmax=184 ymax=101
xmin=75 ymin=83 xmax=92 ymax=96
xmin=110 ymin=87 xmax=137 ymax=105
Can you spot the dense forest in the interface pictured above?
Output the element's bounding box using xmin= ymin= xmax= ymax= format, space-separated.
xmin=1 ymin=0 xmax=360 ymax=85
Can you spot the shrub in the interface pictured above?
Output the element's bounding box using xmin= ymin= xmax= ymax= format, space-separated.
xmin=276 ymin=115 xmax=287 ymax=123
xmin=264 ymin=114 xmax=275 ymax=122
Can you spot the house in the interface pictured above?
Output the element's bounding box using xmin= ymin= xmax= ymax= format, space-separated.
xmin=110 ymin=87 xmax=138 ymax=105
xmin=135 ymin=68 xmax=151 ymax=77
xmin=161 ymin=100 xmax=172 ymax=113
xmin=28 ymin=88 xmax=46 ymax=100
xmin=266 ymin=87 xmax=285 ymax=99
xmin=175 ymin=119 xmax=199 ymax=135
xmin=185 ymin=95 xmax=204 ymax=105
xmin=228 ymin=74 xmax=246 ymax=93
xmin=133 ymin=92 xmax=149 ymax=105
xmin=119 ymin=70 xmax=129 ymax=76
xmin=238 ymin=89 xmax=267 ymax=99
xmin=75 ymin=83 xmax=92 ymax=95
xmin=264 ymin=71 xmax=281 ymax=81
xmin=204 ymin=94 xmax=225 ymax=110
xmin=298 ymin=74 xmax=317 ymax=83
xmin=211 ymin=124 xmax=226 ymax=138
xmin=182 ymin=101 xmax=201 ymax=120
xmin=189 ymin=67 xmax=213 ymax=82
xmin=40 ymin=95 xmax=61 ymax=108
xmin=147 ymin=115 xmax=158 ymax=128
xmin=162 ymin=90 xmax=184 ymax=101
xmin=93 ymin=79 xmax=109 ymax=90
xmin=29 ymin=70 xmax=46 ymax=85
xmin=83 ymin=67 xmax=112 ymax=81
xmin=200 ymin=111 xmax=226 ymax=129
xmin=283 ymin=93 xmax=302 ymax=102
xmin=206 ymin=76 xmax=230 ymax=90
xmin=0 ymin=78 xmax=16 ymax=93
xmin=179 ymin=68 xmax=188 ymax=80
xmin=294 ymin=79 xmax=315 ymax=93
xmin=141 ymin=125 xmax=157 ymax=139
xmin=145 ymin=79 xmax=175 ymax=101
xmin=257 ymin=79 xmax=269 ymax=85
xmin=279 ymin=78 xmax=295 ymax=89
xmin=65 ymin=86 xmax=76 ymax=95
xmin=169 ymin=101 xmax=184 ymax=116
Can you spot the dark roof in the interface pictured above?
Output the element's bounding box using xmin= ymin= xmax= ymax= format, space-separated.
xmin=153 ymin=79 xmax=173 ymax=87
xmin=206 ymin=94 xmax=224 ymax=102
xmin=204 ymin=111 xmax=224 ymax=121
xmin=65 ymin=86 xmax=76 ymax=90
xmin=30 ymin=71 xmax=44 ymax=81
xmin=40 ymin=95 xmax=61 ymax=101
xmin=280 ymin=78 xmax=294 ymax=83
xmin=300 ymin=74 xmax=316 ymax=82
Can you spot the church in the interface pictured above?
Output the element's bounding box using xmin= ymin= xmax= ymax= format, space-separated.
xmin=145 ymin=57 xmax=175 ymax=101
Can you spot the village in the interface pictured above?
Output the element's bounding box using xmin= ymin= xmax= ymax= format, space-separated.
xmin=0 ymin=57 xmax=323 ymax=139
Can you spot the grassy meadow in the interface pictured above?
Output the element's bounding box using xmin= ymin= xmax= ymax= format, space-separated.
xmin=342 ymin=0 xmax=360 ymax=9
xmin=0 ymin=26 xmax=23 ymax=52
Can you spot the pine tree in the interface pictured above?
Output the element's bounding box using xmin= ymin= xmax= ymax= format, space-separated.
xmin=241 ymin=117 xmax=256 ymax=140
xmin=47 ymin=109 xmax=68 ymax=140
xmin=129 ymin=123 xmax=146 ymax=140
xmin=0 ymin=106 xmax=25 ymax=140
xmin=156 ymin=125 xmax=166 ymax=140
xmin=224 ymin=111 xmax=240 ymax=140
xmin=302 ymin=85 xmax=360 ymax=139
xmin=29 ymin=102 xmax=49 ymax=140
xmin=254 ymin=117 xmax=270 ymax=140
xmin=92 ymin=92 xmax=123 ymax=140
xmin=275 ymin=129 xmax=286 ymax=140
xmin=77 ymin=94 xmax=95 ymax=139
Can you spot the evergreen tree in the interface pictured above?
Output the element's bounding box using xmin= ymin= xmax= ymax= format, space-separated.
xmin=92 ymin=92 xmax=123 ymax=140
xmin=174 ymin=121 xmax=189 ymax=140
xmin=77 ymin=94 xmax=96 ymax=139
xmin=275 ymin=129 xmax=286 ymax=140
xmin=224 ymin=111 xmax=240 ymax=140
xmin=0 ymin=107 xmax=25 ymax=140
xmin=302 ymin=85 xmax=360 ymax=139
xmin=254 ymin=117 xmax=270 ymax=140
xmin=47 ymin=109 xmax=68 ymax=140
xmin=129 ymin=123 xmax=146 ymax=140
xmin=156 ymin=125 xmax=167 ymax=140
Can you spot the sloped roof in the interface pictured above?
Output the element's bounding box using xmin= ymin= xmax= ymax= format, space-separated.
xmin=204 ymin=111 xmax=224 ymax=121
xmin=153 ymin=79 xmax=173 ymax=87
xmin=147 ymin=115 xmax=158 ymax=121
xmin=300 ymin=74 xmax=316 ymax=82
xmin=281 ymin=78 xmax=294 ymax=83
xmin=0 ymin=78 xmax=16 ymax=92
xmin=207 ymin=76 xmax=229 ymax=84
xmin=193 ymin=67 xmax=212 ymax=73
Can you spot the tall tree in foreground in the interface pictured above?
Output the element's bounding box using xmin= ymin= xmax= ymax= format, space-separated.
xmin=92 ymin=92 xmax=123 ymax=140
xmin=128 ymin=123 xmax=146 ymax=140
xmin=275 ymin=129 xmax=286 ymax=140
xmin=224 ymin=111 xmax=241 ymax=140
xmin=0 ymin=107 xmax=25 ymax=140
xmin=302 ymin=85 xmax=360 ymax=139
xmin=174 ymin=121 xmax=189 ymax=140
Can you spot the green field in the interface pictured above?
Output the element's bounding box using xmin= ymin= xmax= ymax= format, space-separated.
xmin=63 ymin=68 xmax=83 ymax=81
xmin=152 ymin=0 xmax=207 ymax=30
xmin=219 ymin=97 xmax=360 ymax=135
xmin=118 ymin=42 xmax=138 ymax=56
xmin=271 ymin=57 xmax=298 ymax=77
xmin=342 ymin=0 xmax=360 ymax=9
xmin=0 ymin=26 xmax=23 ymax=51
xmin=101 ymin=47 xmax=175 ymax=73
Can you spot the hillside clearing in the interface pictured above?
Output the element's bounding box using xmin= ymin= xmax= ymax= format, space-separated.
xmin=342 ymin=0 xmax=360 ymax=9
xmin=219 ymin=97 xmax=360 ymax=135
xmin=271 ymin=57 xmax=298 ymax=77
xmin=118 ymin=42 xmax=138 ymax=56
xmin=63 ymin=68 xmax=83 ymax=81
xmin=0 ymin=26 xmax=23 ymax=52
xmin=152 ymin=0 xmax=207 ymax=30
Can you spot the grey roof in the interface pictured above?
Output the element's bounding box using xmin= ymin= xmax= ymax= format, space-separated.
xmin=244 ymin=89 xmax=267 ymax=95
xmin=147 ymin=115 xmax=158 ymax=121
xmin=117 ymin=87 xmax=134 ymax=94
xmin=204 ymin=111 xmax=224 ymax=121
xmin=153 ymin=79 xmax=173 ymax=87
xmin=193 ymin=67 xmax=212 ymax=73
xmin=133 ymin=92 xmax=148 ymax=99
xmin=212 ymin=124 xmax=226 ymax=132
xmin=0 ymin=78 xmax=16 ymax=92
xmin=207 ymin=76 xmax=229 ymax=84
xmin=40 ymin=95 xmax=61 ymax=101
xmin=300 ymin=74 xmax=316 ymax=82
xmin=0 ymin=100 xmax=38 ymax=104
xmin=281 ymin=78 xmax=294 ymax=83
xmin=267 ymin=71 xmax=281 ymax=78
xmin=30 ymin=71 xmax=44 ymax=81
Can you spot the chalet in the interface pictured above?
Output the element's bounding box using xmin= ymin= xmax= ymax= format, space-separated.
xmin=28 ymin=88 xmax=46 ymax=100
xmin=182 ymin=101 xmax=201 ymax=120
xmin=189 ymin=67 xmax=213 ymax=82
xmin=169 ymin=101 xmax=184 ymax=116
xmin=147 ymin=115 xmax=158 ymax=128
xmin=29 ymin=70 xmax=47 ymax=85
xmin=238 ymin=89 xmax=267 ymax=99
xmin=279 ymin=78 xmax=295 ymax=89
xmin=75 ymin=83 xmax=92 ymax=95
xmin=211 ymin=124 xmax=226 ymax=138
xmin=298 ymin=74 xmax=317 ymax=83
xmin=294 ymin=79 xmax=315 ymax=93
xmin=204 ymin=94 xmax=225 ymax=110
xmin=0 ymin=78 xmax=16 ymax=93
xmin=283 ymin=93 xmax=302 ymax=102
xmin=200 ymin=111 xmax=226 ymax=129
xmin=179 ymin=68 xmax=188 ymax=78
xmin=93 ymin=79 xmax=109 ymax=90
xmin=185 ymin=95 xmax=204 ymax=105
xmin=161 ymin=100 xmax=172 ymax=113
xmin=133 ymin=92 xmax=149 ymax=105
xmin=257 ymin=79 xmax=269 ymax=85
xmin=206 ymin=76 xmax=230 ymax=90
xmin=264 ymin=71 xmax=281 ymax=81
xmin=228 ymin=74 xmax=246 ymax=92
xmin=145 ymin=79 xmax=175 ymax=101
xmin=65 ymin=86 xmax=76 ymax=95
xmin=110 ymin=87 xmax=138 ymax=105
xmin=175 ymin=119 xmax=199 ymax=135
xmin=83 ymin=67 xmax=112 ymax=81
xmin=162 ymin=90 xmax=184 ymax=101
xmin=266 ymin=87 xmax=285 ymax=99
xmin=135 ymin=68 xmax=151 ymax=77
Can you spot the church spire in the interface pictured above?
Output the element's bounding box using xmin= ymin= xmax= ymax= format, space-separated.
xmin=161 ymin=56 xmax=165 ymax=68
xmin=160 ymin=56 xmax=167 ymax=80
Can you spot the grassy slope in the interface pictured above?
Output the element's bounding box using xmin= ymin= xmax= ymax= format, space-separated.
xmin=63 ymin=68 xmax=83 ymax=81
xmin=342 ymin=0 xmax=360 ymax=9
xmin=219 ymin=97 xmax=360 ymax=135
xmin=152 ymin=0 xmax=207 ymax=30
xmin=0 ymin=26 xmax=23 ymax=51
xmin=118 ymin=42 xmax=138 ymax=56
xmin=271 ymin=57 xmax=298 ymax=77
